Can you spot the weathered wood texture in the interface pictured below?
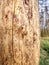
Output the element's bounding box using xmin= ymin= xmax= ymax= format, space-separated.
xmin=0 ymin=0 xmax=40 ymax=65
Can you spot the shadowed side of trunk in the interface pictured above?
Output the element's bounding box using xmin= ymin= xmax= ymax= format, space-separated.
xmin=0 ymin=0 xmax=14 ymax=65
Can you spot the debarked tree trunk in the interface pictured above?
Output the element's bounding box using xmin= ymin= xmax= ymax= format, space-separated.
xmin=0 ymin=0 xmax=40 ymax=65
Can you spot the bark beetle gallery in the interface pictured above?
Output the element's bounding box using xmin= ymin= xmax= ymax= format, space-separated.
xmin=0 ymin=0 xmax=40 ymax=65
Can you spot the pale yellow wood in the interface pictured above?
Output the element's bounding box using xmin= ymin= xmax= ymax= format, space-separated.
xmin=33 ymin=0 xmax=40 ymax=65
xmin=13 ymin=0 xmax=40 ymax=65
xmin=0 ymin=0 xmax=40 ymax=65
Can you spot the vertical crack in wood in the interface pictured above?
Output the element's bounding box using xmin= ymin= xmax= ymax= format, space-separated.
xmin=12 ymin=0 xmax=16 ymax=65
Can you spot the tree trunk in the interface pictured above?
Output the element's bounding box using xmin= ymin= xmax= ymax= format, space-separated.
xmin=0 ymin=0 xmax=40 ymax=65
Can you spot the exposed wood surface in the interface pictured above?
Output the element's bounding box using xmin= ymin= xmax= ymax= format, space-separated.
xmin=0 ymin=0 xmax=40 ymax=65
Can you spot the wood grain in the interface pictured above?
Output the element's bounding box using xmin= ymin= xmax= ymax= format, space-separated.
xmin=0 ymin=0 xmax=13 ymax=65
xmin=0 ymin=0 xmax=40 ymax=65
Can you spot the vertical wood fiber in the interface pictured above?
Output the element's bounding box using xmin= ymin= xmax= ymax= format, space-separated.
xmin=0 ymin=0 xmax=13 ymax=65
xmin=0 ymin=0 xmax=40 ymax=65
xmin=13 ymin=0 xmax=40 ymax=65
xmin=33 ymin=0 xmax=40 ymax=65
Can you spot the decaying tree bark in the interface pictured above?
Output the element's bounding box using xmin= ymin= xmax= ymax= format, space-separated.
xmin=0 ymin=0 xmax=40 ymax=65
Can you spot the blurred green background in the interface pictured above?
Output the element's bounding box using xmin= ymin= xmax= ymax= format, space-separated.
xmin=40 ymin=38 xmax=49 ymax=65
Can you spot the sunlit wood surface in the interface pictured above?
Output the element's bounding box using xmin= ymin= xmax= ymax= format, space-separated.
xmin=0 ymin=0 xmax=40 ymax=65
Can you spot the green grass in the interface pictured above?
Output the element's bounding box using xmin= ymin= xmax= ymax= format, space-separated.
xmin=40 ymin=38 xmax=49 ymax=65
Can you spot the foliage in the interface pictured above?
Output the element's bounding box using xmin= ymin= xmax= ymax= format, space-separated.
xmin=40 ymin=38 xmax=49 ymax=65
